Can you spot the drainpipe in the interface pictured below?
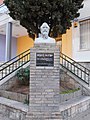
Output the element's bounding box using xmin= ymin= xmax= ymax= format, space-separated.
xmin=5 ymin=22 xmax=12 ymax=61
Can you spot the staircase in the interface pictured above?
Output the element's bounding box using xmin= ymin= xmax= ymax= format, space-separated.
xmin=0 ymin=96 xmax=28 ymax=120
xmin=0 ymin=50 xmax=90 ymax=90
xmin=0 ymin=49 xmax=30 ymax=120
xmin=59 ymin=95 xmax=90 ymax=120
xmin=59 ymin=53 xmax=90 ymax=120
xmin=0 ymin=50 xmax=90 ymax=119
xmin=60 ymin=52 xmax=90 ymax=90
xmin=0 ymin=49 xmax=30 ymax=82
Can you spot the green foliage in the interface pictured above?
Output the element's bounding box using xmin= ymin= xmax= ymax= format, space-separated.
xmin=8 ymin=96 xmax=10 ymax=99
xmin=16 ymin=68 xmax=30 ymax=86
xmin=4 ymin=0 xmax=84 ymax=39
xmin=24 ymin=98 xmax=29 ymax=105
xmin=60 ymin=88 xmax=80 ymax=94
xmin=24 ymin=95 xmax=29 ymax=105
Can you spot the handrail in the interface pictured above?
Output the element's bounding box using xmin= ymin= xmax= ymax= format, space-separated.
xmin=60 ymin=52 xmax=90 ymax=72
xmin=0 ymin=49 xmax=30 ymax=68
xmin=0 ymin=49 xmax=30 ymax=80
xmin=0 ymin=49 xmax=89 ymax=86
xmin=60 ymin=52 xmax=90 ymax=86
xmin=61 ymin=57 xmax=89 ymax=75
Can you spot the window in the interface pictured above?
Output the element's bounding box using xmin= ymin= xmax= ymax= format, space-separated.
xmin=80 ymin=19 xmax=90 ymax=50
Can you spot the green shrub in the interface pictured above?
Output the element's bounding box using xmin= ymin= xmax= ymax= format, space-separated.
xmin=16 ymin=68 xmax=30 ymax=85
xmin=24 ymin=98 xmax=29 ymax=105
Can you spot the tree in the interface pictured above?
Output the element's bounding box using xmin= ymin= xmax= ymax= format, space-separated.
xmin=4 ymin=0 xmax=84 ymax=39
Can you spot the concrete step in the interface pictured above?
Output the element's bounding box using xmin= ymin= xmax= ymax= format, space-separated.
xmin=0 ymin=97 xmax=28 ymax=120
xmin=59 ymin=95 xmax=90 ymax=119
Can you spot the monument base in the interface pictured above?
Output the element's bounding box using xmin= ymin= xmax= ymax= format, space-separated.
xmin=26 ymin=43 xmax=61 ymax=120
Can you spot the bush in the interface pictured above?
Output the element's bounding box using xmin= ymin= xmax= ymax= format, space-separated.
xmin=16 ymin=68 xmax=30 ymax=85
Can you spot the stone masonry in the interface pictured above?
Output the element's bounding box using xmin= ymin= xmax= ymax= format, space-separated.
xmin=26 ymin=43 xmax=61 ymax=120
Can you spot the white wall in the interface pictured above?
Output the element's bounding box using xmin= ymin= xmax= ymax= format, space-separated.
xmin=79 ymin=0 xmax=90 ymax=20
xmin=72 ymin=0 xmax=90 ymax=62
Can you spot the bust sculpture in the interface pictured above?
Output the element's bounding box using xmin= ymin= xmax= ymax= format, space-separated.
xmin=35 ymin=22 xmax=56 ymax=43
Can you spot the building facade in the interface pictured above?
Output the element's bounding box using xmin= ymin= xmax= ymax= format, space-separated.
xmin=72 ymin=0 xmax=90 ymax=68
xmin=0 ymin=0 xmax=34 ymax=62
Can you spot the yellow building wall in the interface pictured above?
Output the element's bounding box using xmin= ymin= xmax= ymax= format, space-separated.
xmin=17 ymin=29 xmax=72 ymax=57
xmin=17 ymin=36 xmax=34 ymax=55
xmin=62 ymin=28 xmax=72 ymax=58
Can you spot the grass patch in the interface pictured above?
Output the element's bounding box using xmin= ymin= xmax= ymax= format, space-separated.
xmin=60 ymin=88 xmax=80 ymax=94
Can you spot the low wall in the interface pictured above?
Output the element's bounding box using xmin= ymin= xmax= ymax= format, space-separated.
xmin=59 ymin=96 xmax=90 ymax=120
xmin=0 ymin=90 xmax=29 ymax=103
xmin=60 ymin=89 xmax=82 ymax=103
xmin=0 ymin=103 xmax=27 ymax=120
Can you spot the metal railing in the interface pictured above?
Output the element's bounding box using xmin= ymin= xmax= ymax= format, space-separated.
xmin=0 ymin=49 xmax=30 ymax=80
xmin=0 ymin=49 xmax=89 ymax=86
xmin=60 ymin=52 xmax=90 ymax=86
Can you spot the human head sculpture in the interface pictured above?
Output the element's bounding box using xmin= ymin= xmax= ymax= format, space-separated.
xmin=40 ymin=22 xmax=50 ymax=38
xmin=35 ymin=22 xmax=55 ymax=43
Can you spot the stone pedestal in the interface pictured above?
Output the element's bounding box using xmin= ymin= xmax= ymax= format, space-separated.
xmin=26 ymin=43 xmax=60 ymax=119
